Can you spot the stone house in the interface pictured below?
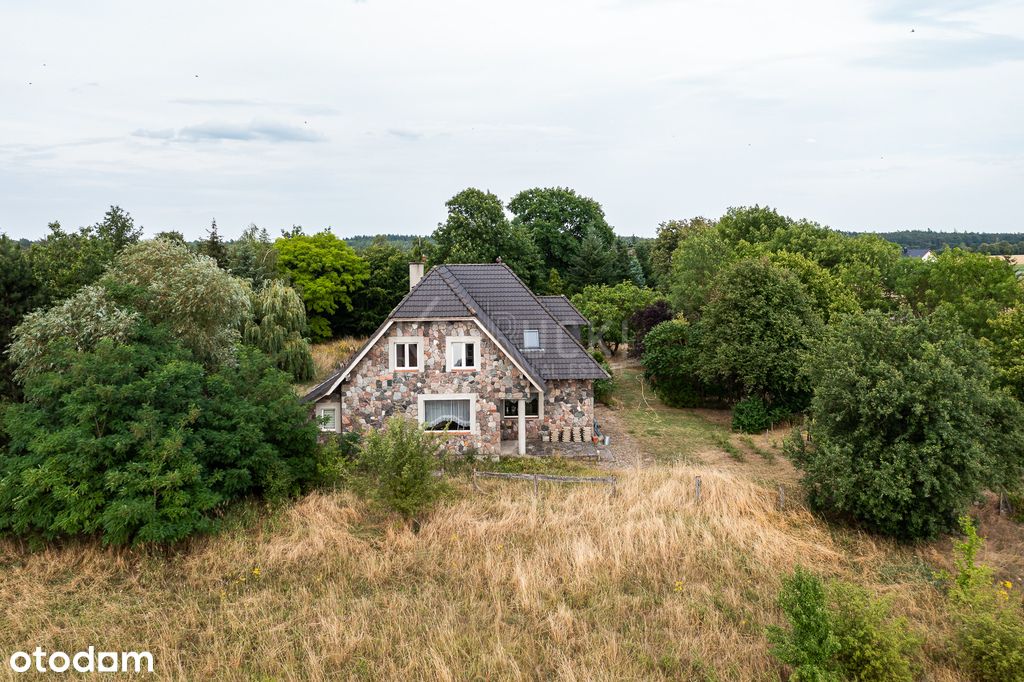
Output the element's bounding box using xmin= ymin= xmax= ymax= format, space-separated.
xmin=303 ymin=262 xmax=609 ymax=455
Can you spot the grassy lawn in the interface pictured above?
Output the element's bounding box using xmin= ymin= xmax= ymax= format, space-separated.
xmin=607 ymin=365 xmax=791 ymax=474
xmin=611 ymin=366 xmax=730 ymax=463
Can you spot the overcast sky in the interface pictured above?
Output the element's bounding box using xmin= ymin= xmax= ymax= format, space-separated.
xmin=2 ymin=0 xmax=1023 ymax=240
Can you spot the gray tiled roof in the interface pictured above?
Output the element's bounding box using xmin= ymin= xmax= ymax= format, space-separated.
xmin=432 ymin=264 xmax=608 ymax=381
xmin=303 ymin=263 xmax=608 ymax=402
xmin=538 ymin=295 xmax=589 ymax=326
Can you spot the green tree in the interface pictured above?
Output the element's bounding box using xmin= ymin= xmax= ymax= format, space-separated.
xmin=243 ymin=280 xmax=315 ymax=382
xmin=760 ymin=250 xmax=860 ymax=323
xmin=795 ymin=310 xmax=1024 ymax=539
xmin=508 ymin=186 xmax=615 ymax=281
xmin=355 ymin=417 xmax=446 ymax=519
xmin=0 ymin=235 xmax=39 ymax=399
xmin=571 ymin=281 xmax=660 ymax=355
xmin=29 ymin=206 xmax=143 ymax=306
xmin=667 ymin=222 xmax=734 ymax=318
xmin=0 ymin=326 xmax=319 ymax=545
xmin=568 ymin=226 xmax=619 ymax=290
xmin=345 ymin=236 xmax=412 ymax=335
xmin=107 ymin=239 xmax=252 ymax=366
xmin=198 ymin=218 xmax=228 ymax=268
xmin=902 ymin=248 xmax=1023 ymax=339
xmin=717 ymin=205 xmax=791 ymax=245
xmin=11 ymin=239 xmax=252 ymax=378
xmin=95 ymin=205 xmax=143 ymax=252
xmin=430 ymin=188 xmax=541 ymax=286
xmin=227 ymin=224 xmax=279 ymax=288
xmin=985 ymin=304 xmax=1024 ymax=400
xmin=641 ymin=319 xmax=709 ymax=407
xmin=694 ymin=258 xmax=822 ymax=404
xmin=275 ymin=230 xmax=370 ymax=340
xmin=649 ymin=217 xmax=716 ymax=289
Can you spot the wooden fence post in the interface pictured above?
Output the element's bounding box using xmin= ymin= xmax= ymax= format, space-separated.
xmin=533 ymin=473 xmax=539 ymax=497
xmin=695 ymin=475 xmax=702 ymax=503
xmin=777 ymin=485 xmax=785 ymax=511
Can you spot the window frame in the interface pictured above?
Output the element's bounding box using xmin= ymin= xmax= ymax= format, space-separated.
xmin=315 ymin=401 xmax=341 ymax=433
xmin=523 ymin=329 xmax=540 ymax=349
xmin=388 ymin=336 xmax=421 ymax=372
xmin=417 ymin=393 xmax=477 ymax=434
xmin=503 ymin=392 xmax=540 ymax=419
xmin=446 ymin=336 xmax=479 ymax=371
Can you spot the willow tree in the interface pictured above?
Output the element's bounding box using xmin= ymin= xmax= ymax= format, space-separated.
xmin=244 ymin=280 xmax=315 ymax=382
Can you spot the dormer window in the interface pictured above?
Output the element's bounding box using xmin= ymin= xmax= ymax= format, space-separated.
xmin=523 ymin=329 xmax=540 ymax=349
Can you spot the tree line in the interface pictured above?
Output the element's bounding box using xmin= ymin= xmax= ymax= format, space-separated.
xmin=637 ymin=206 xmax=1024 ymax=542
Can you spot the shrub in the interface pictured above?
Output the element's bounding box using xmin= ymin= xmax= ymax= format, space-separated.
xmin=316 ymin=432 xmax=362 ymax=487
xmin=797 ymin=310 xmax=1024 ymax=540
xmin=767 ymin=567 xmax=840 ymax=681
xmin=0 ymin=326 xmax=319 ymax=545
xmin=768 ymin=567 xmax=920 ymax=682
xmin=732 ymin=396 xmax=771 ymax=433
xmin=947 ymin=516 xmax=1024 ymax=682
xmin=828 ymin=582 xmax=919 ymax=682
xmin=591 ymin=349 xmax=615 ymax=405
xmin=356 ymin=417 xmax=446 ymax=519
xmin=641 ymin=320 xmax=708 ymax=408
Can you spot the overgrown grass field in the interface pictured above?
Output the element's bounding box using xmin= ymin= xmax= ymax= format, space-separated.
xmin=1 ymin=356 xmax=1021 ymax=680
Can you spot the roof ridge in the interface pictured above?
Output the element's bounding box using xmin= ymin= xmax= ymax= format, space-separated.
xmin=435 ymin=265 xmax=478 ymax=315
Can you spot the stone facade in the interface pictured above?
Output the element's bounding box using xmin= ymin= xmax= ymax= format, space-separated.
xmin=320 ymin=320 xmax=595 ymax=454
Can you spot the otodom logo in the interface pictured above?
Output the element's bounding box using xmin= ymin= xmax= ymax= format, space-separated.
xmin=7 ymin=647 xmax=154 ymax=674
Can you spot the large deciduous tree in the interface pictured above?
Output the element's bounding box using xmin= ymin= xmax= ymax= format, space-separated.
xmin=275 ymin=230 xmax=370 ymax=340
xmin=10 ymin=239 xmax=252 ymax=379
xmin=794 ymin=310 xmax=1024 ymax=540
xmin=346 ymin=236 xmax=413 ymax=335
xmin=227 ymin=224 xmax=279 ymax=288
xmin=668 ymin=221 xmax=734 ymax=318
xmin=901 ymin=248 xmax=1023 ymax=340
xmin=694 ymin=258 xmax=822 ymax=405
xmin=29 ymin=206 xmax=143 ymax=306
xmin=430 ymin=188 xmax=541 ymax=286
xmin=507 ymin=187 xmax=615 ymax=285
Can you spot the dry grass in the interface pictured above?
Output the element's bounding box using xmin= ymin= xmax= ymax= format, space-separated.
xmin=311 ymin=338 xmax=366 ymax=381
xmin=294 ymin=337 xmax=366 ymax=395
xmin=0 ymin=465 xmax=998 ymax=681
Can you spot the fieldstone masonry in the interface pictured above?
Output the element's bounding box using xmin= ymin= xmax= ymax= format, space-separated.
xmin=324 ymin=320 xmax=595 ymax=454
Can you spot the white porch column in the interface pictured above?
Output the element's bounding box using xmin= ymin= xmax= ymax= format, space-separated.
xmin=517 ymin=399 xmax=526 ymax=455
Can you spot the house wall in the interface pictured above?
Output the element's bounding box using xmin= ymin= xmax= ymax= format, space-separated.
xmin=324 ymin=320 xmax=597 ymax=454
xmin=333 ymin=320 xmax=534 ymax=454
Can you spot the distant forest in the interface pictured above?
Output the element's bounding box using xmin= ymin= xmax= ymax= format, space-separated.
xmin=851 ymin=230 xmax=1024 ymax=255
xmin=342 ymin=234 xmax=424 ymax=251
xmin=342 ymin=230 xmax=1024 ymax=256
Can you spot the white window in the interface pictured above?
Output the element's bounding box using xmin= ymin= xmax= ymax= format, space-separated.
xmin=316 ymin=403 xmax=339 ymax=432
xmin=418 ymin=394 xmax=476 ymax=433
xmin=446 ymin=337 xmax=478 ymax=370
xmin=389 ymin=336 xmax=421 ymax=371
xmin=503 ymin=393 xmax=540 ymax=418
xmin=523 ymin=329 xmax=540 ymax=349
